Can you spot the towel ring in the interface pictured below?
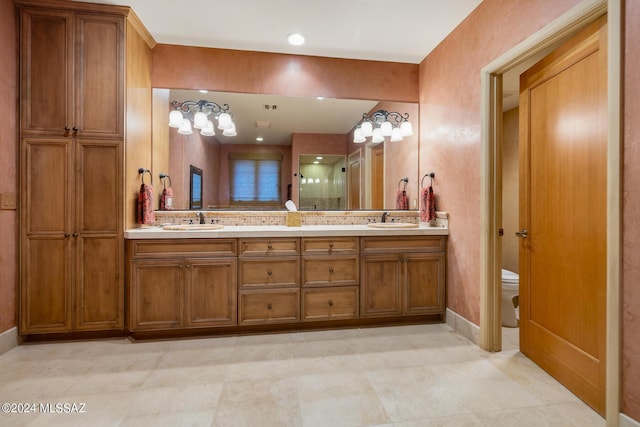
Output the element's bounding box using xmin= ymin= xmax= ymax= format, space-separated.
xmin=138 ymin=167 xmax=152 ymax=184
xmin=397 ymin=177 xmax=409 ymax=190
xmin=159 ymin=173 xmax=172 ymax=188
xmin=421 ymin=172 xmax=435 ymax=188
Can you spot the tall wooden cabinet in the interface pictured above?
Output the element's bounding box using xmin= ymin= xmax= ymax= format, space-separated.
xmin=17 ymin=0 xmax=154 ymax=335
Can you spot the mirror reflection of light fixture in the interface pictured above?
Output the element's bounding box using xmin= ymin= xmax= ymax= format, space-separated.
xmin=315 ymin=178 xmax=320 ymax=183
xmin=353 ymin=109 xmax=413 ymax=144
xmin=169 ymin=100 xmax=237 ymax=137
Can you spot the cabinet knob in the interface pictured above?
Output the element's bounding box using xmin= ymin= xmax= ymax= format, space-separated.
xmin=179 ymin=264 xmax=184 ymax=269
xmin=267 ymin=303 xmax=272 ymax=310
xmin=267 ymin=243 xmax=273 ymax=250
xmin=329 ymin=267 xmax=334 ymax=274
xmin=72 ymin=232 xmax=78 ymax=238
xmin=186 ymin=264 xmax=191 ymax=269
xmin=267 ymin=270 xmax=272 ymax=276
xmin=329 ymin=242 xmax=334 ymax=248
xmin=328 ymin=300 xmax=333 ymax=307
xmin=64 ymin=233 xmax=70 ymax=238
xmin=63 ymin=127 xmax=70 ymax=137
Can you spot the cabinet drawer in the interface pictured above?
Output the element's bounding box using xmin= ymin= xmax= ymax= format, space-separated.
xmin=302 ymin=237 xmax=358 ymax=255
xmin=239 ymin=238 xmax=300 ymax=256
xmin=238 ymin=289 xmax=300 ymax=325
xmin=129 ymin=239 xmax=237 ymax=258
xmin=302 ymin=256 xmax=358 ymax=287
xmin=239 ymin=257 xmax=300 ymax=288
xmin=360 ymin=236 xmax=446 ymax=254
xmin=301 ymin=287 xmax=358 ymax=321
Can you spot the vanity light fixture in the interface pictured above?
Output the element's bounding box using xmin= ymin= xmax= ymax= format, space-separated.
xmin=353 ymin=109 xmax=413 ymax=144
xmin=169 ymin=100 xmax=237 ymax=137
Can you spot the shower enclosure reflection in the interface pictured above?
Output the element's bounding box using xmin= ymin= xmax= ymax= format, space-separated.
xmin=298 ymin=155 xmax=346 ymax=210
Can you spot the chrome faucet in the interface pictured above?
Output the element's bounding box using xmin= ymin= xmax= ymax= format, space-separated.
xmin=381 ymin=212 xmax=390 ymax=223
xmin=197 ymin=212 xmax=205 ymax=224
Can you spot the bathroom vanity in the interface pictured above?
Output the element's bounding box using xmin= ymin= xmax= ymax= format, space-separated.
xmin=125 ymin=224 xmax=448 ymax=339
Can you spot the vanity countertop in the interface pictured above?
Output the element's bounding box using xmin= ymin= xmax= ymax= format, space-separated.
xmin=124 ymin=224 xmax=449 ymax=239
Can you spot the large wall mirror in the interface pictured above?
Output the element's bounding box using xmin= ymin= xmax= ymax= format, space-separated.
xmin=152 ymin=88 xmax=419 ymax=211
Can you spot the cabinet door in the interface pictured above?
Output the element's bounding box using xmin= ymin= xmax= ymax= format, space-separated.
xmin=20 ymin=8 xmax=74 ymax=135
xmin=404 ymin=253 xmax=446 ymax=315
xmin=20 ymin=138 xmax=73 ymax=333
xmin=185 ymin=258 xmax=237 ymax=327
xmin=360 ymin=254 xmax=403 ymax=317
xmin=75 ymin=14 xmax=124 ymax=138
xmin=74 ymin=142 xmax=123 ymax=330
xmin=129 ymin=260 xmax=183 ymax=330
xmin=75 ymin=236 xmax=122 ymax=330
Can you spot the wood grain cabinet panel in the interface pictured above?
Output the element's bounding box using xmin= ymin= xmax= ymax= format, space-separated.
xmin=17 ymin=1 xmax=139 ymax=336
xmin=239 ymin=257 xmax=300 ymax=289
xmin=239 ymin=238 xmax=300 ymax=256
xmin=185 ymin=258 xmax=237 ymax=327
xmin=302 ymin=256 xmax=359 ymax=287
xmin=302 ymin=287 xmax=358 ymax=321
xmin=130 ymin=260 xmax=183 ymax=330
xmin=239 ymin=289 xmax=300 ymax=325
xmin=301 ymin=237 xmax=358 ymax=255
xmin=360 ymin=237 xmax=447 ymax=319
xmin=360 ymin=254 xmax=403 ymax=317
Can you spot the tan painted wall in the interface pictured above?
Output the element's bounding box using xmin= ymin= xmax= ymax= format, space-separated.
xmin=152 ymin=45 xmax=419 ymax=103
xmin=502 ymin=108 xmax=519 ymax=273
xmin=0 ymin=0 xmax=17 ymax=333
xmin=418 ymin=0 xmax=639 ymax=420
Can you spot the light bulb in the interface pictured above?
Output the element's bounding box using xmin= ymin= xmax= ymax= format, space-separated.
xmin=360 ymin=121 xmax=373 ymax=137
xmin=353 ymin=128 xmax=366 ymax=143
xmin=200 ymin=120 xmax=215 ymax=136
xmin=380 ymin=121 xmax=393 ymax=136
xmin=400 ymin=121 xmax=413 ymax=136
xmin=218 ymin=112 xmax=232 ymax=130
xmin=178 ymin=118 xmax=193 ymax=135
xmin=371 ymin=128 xmax=384 ymax=143
xmin=193 ymin=111 xmax=208 ymax=129
xmin=169 ymin=110 xmax=183 ymax=128
xmin=390 ymin=127 xmax=403 ymax=142
xmin=222 ymin=121 xmax=237 ymax=136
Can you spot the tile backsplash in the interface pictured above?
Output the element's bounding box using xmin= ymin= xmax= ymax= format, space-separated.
xmin=152 ymin=210 xmax=448 ymax=228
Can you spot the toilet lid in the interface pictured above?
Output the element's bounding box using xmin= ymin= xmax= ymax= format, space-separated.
xmin=501 ymin=269 xmax=519 ymax=284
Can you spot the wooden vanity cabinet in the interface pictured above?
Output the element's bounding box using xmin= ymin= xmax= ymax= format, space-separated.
xmin=127 ymin=240 xmax=237 ymax=331
xmin=238 ymin=238 xmax=301 ymax=325
xmin=360 ymin=236 xmax=446 ymax=318
xmin=17 ymin=0 xmax=154 ymax=335
xmin=300 ymin=237 xmax=359 ymax=322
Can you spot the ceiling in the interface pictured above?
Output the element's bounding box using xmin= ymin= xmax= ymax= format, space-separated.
xmin=72 ymin=0 xmax=483 ymax=63
xmin=169 ymin=89 xmax=379 ymax=145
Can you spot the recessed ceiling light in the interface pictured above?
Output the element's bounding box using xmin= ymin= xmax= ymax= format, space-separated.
xmin=316 ymin=156 xmax=323 ymax=160
xmin=313 ymin=161 xmax=319 ymax=164
xmin=287 ymin=33 xmax=305 ymax=46
xmin=256 ymin=137 xmax=264 ymax=142
xmin=316 ymin=96 xmax=324 ymax=100
xmin=199 ymin=89 xmax=208 ymax=93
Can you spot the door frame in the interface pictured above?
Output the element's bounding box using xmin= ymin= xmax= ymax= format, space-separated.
xmin=478 ymin=0 xmax=621 ymax=423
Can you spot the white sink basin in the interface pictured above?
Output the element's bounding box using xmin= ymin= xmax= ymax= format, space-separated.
xmin=367 ymin=222 xmax=419 ymax=229
xmin=163 ymin=224 xmax=224 ymax=231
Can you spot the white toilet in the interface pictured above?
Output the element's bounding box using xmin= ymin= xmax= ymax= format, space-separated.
xmin=501 ymin=269 xmax=519 ymax=327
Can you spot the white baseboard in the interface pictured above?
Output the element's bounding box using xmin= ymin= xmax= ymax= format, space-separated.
xmin=0 ymin=327 xmax=18 ymax=355
xmin=621 ymin=413 xmax=640 ymax=427
xmin=445 ymin=308 xmax=480 ymax=346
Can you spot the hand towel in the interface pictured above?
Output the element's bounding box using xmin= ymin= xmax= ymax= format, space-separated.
xmin=137 ymin=183 xmax=155 ymax=225
xmin=421 ymin=186 xmax=436 ymax=223
xmin=396 ymin=189 xmax=409 ymax=210
xmin=160 ymin=187 xmax=174 ymax=210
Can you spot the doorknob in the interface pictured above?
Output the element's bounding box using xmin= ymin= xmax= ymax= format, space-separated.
xmin=515 ymin=229 xmax=528 ymax=238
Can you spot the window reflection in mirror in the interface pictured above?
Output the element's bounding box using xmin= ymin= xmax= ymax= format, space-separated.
xmin=298 ymin=155 xmax=346 ymax=210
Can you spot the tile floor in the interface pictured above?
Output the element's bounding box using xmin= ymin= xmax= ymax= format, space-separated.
xmin=0 ymin=324 xmax=605 ymax=426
